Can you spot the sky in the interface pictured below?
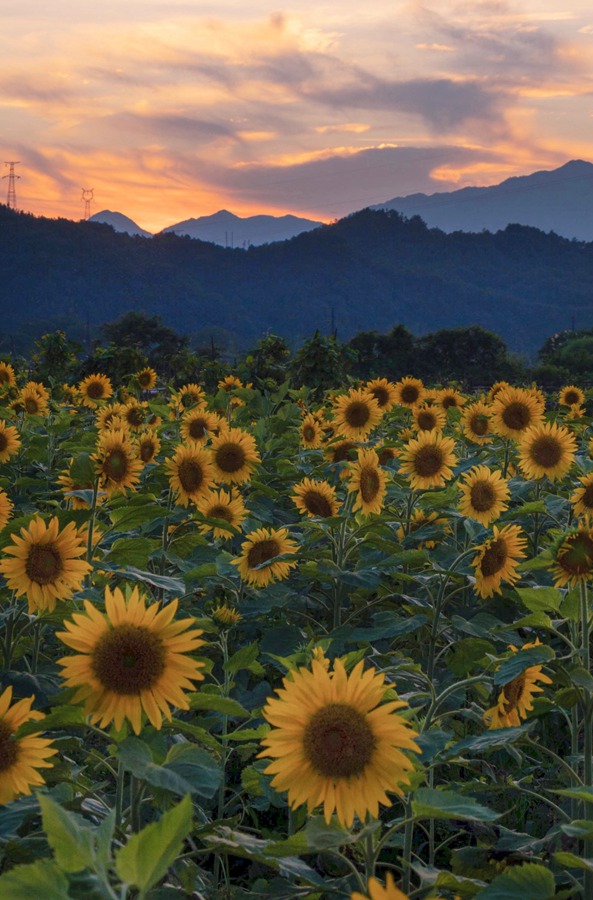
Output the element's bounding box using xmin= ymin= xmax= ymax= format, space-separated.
xmin=2 ymin=0 xmax=593 ymax=232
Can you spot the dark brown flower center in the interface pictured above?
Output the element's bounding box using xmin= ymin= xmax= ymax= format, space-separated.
xmin=470 ymin=480 xmax=496 ymax=512
xmin=0 ymin=432 xmax=7 ymax=452
xmin=480 ymin=538 xmax=507 ymax=577
xmin=502 ymin=674 xmax=526 ymax=714
xmin=188 ymin=418 xmax=208 ymax=439
xmin=417 ymin=410 xmax=437 ymax=431
xmin=413 ymin=445 xmax=444 ymax=477
xmin=332 ymin=442 xmax=357 ymax=462
xmin=502 ymin=401 xmax=532 ymax=431
xmin=104 ymin=449 xmax=129 ymax=482
xmin=529 ymin=435 xmax=562 ymax=469
xmin=25 ymin=543 xmax=63 ymax=584
xmin=371 ymin=386 xmax=389 ymax=408
xmin=0 ymin=720 xmax=18 ymax=773
xmin=302 ymin=490 xmax=333 ymax=518
xmin=178 ymin=459 xmax=205 ymax=493
xmin=470 ymin=413 xmax=490 ymax=436
xmin=563 ymin=389 xmax=580 ymax=405
xmin=91 ymin=624 xmax=166 ymax=694
xmin=344 ymin=401 xmax=371 ymax=429
xmin=247 ymin=539 xmax=280 ymax=569
xmin=138 ymin=372 xmax=153 ymax=387
xmin=0 ymin=370 xmax=9 ymax=384
xmin=126 ymin=406 xmax=145 ymax=427
xmin=378 ymin=448 xmax=396 ymax=465
xmin=86 ymin=381 xmax=105 ymax=400
xmin=209 ymin=503 xmax=233 ymax=522
xmin=140 ymin=440 xmax=157 ymax=463
xmin=359 ymin=467 xmax=380 ymax=503
xmin=441 ymin=394 xmax=458 ymax=410
xmin=215 ymin=442 xmax=246 ymax=473
xmin=400 ymin=384 xmax=420 ymax=404
xmin=24 ymin=396 xmax=41 ymax=414
xmin=557 ymin=533 xmax=593 ymax=576
xmin=303 ymin=702 xmax=376 ymax=778
xmin=302 ymin=424 xmax=316 ymax=442
xmin=580 ymin=484 xmax=593 ymax=509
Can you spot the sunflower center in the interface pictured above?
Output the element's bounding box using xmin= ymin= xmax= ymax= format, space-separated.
xmin=104 ymin=449 xmax=129 ymax=482
xmin=441 ymin=395 xmax=457 ymax=410
xmin=215 ymin=442 xmax=246 ymax=473
xmin=470 ymin=413 xmax=489 ymax=436
xmin=378 ymin=448 xmax=396 ymax=465
xmin=529 ymin=436 xmax=562 ymax=469
xmin=302 ymin=424 xmax=316 ymax=442
xmin=303 ymin=490 xmax=333 ymax=518
xmin=400 ymin=385 xmax=420 ymax=404
xmin=209 ymin=503 xmax=233 ymax=522
xmin=0 ymin=720 xmax=18 ymax=773
xmin=24 ymin=397 xmax=41 ymax=414
xmin=359 ymin=467 xmax=380 ymax=503
xmin=581 ymin=484 xmax=593 ymax=509
xmin=0 ymin=433 xmax=7 ymax=452
xmin=469 ymin=480 xmax=496 ymax=512
xmin=417 ymin=411 xmax=437 ymax=431
xmin=344 ymin=402 xmax=371 ymax=429
xmin=371 ymin=387 xmax=389 ymax=408
xmin=247 ymin=539 xmax=280 ymax=569
xmin=413 ymin=445 xmax=444 ymax=477
xmin=563 ymin=390 xmax=580 ymax=405
xmin=25 ymin=543 xmax=63 ymax=584
xmin=126 ymin=407 xmax=145 ymax=427
xmin=502 ymin=401 xmax=531 ymax=431
xmin=86 ymin=381 xmax=105 ymax=400
xmin=140 ymin=440 xmax=156 ymax=463
xmin=91 ymin=624 xmax=166 ymax=694
xmin=480 ymin=538 xmax=507 ymax=577
xmin=138 ymin=372 xmax=152 ymax=388
xmin=0 ymin=370 xmax=9 ymax=384
xmin=502 ymin=674 xmax=526 ymax=714
xmin=188 ymin=419 xmax=207 ymax=439
xmin=303 ymin=702 xmax=376 ymax=778
xmin=178 ymin=459 xmax=205 ymax=493
xmin=558 ymin=534 xmax=593 ymax=576
xmin=332 ymin=442 xmax=357 ymax=462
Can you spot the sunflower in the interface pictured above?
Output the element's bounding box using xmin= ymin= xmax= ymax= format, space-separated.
xmin=195 ymin=488 xmax=247 ymax=537
xmin=460 ymin=400 xmax=494 ymax=445
xmin=135 ymin=367 xmax=158 ymax=391
xmin=0 ymin=362 xmax=16 ymax=390
xmin=0 ymin=489 xmax=13 ymax=531
xmin=292 ymin=478 xmax=340 ymax=519
xmin=398 ymin=431 xmax=458 ymax=491
xmin=121 ymin=400 xmax=150 ymax=431
xmin=94 ymin=428 xmax=143 ymax=497
xmin=137 ymin=429 xmax=161 ymax=464
xmin=0 ymin=686 xmax=57 ymax=804
xmin=170 ymin=383 xmax=206 ymax=414
xmin=484 ymin=641 xmax=552 ymax=729
xmin=19 ymin=385 xmax=49 ymax=417
xmin=396 ymin=509 xmax=450 ymax=549
xmin=232 ymin=527 xmax=298 ymax=587
xmin=550 ymin=525 xmax=593 ymax=587
xmin=325 ymin=439 xmax=359 ymax=466
xmin=259 ymin=654 xmax=420 ymax=828
xmin=332 ymin=389 xmax=383 ymax=440
xmin=393 ymin=377 xmax=424 ymax=408
xmin=412 ymin=403 xmax=446 ymax=433
xmin=95 ymin=402 xmax=126 ymax=430
xmin=365 ymin=378 xmax=398 ymax=412
xmin=57 ymin=585 xmax=206 ymax=735
xmin=559 ymin=385 xmax=585 ymax=408
xmin=165 ymin=443 xmax=214 ymax=506
xmin=517 ymin=421 xmax=577 ymax=482
xmin=300 ymin=413 xmax=323 ymax=449
xmin=0 ymin=421 xmax=21 ymax=463
xmin=352 ymin=873 xmax=415 ymax=900
xmin=472 ymin=524 xmax=528 ymax=599
xmin=487 ymin=381 xmax=511 ymax=402
xmin=212 ymin=605 xmax=243 ymax=626
xmin=376 ymin=444 xmax=398 ymax=466
xmin=210 ymin=427 xmax=261 ymax=484
xmin=437 ymin=388 xmax=466 ymax=411
xmin=180 ymin=408 xmax=223 ymax=445
xmin=491 ymin=386 xmax=545 ymax=440
xmin=571 ymin=473 xmax=593 ymax=518
xmin=458 ymin=465 xmax=510 ymax=526
xmin=61 ymin=383 xmax=79 ymax=407
xmin=56 ymin=465 xmax=105 ymax=510
xmin=347 ymin=448 xmax=388 ymax=516
xmin=218 ymin=375 xmax=243 ymax=392
xmin=79 ymin=373 xmax=114 ymax=408
xmin=0 ymin=516 xmax=91 ymax=613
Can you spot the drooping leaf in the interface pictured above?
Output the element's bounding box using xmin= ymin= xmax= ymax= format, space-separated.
xmin=476 ymin=862 xmax=556 ymax=898
xmin=412 ymin=788 xmax=499 ymax=822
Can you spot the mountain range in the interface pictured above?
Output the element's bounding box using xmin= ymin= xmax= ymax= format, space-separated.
xmin=88 ymin=159 xmax=593 ymax=244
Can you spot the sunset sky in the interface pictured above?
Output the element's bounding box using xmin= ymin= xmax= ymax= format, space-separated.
xmin=2 ymin=0 xmax=593 ymax=232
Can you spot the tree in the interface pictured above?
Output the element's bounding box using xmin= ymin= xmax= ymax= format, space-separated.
xmin=289 ymin=331 xmax=354 ymax=396
xmin=414 ymin=326 xmax=516 ymax=385
xmin=243 ymin=333 xmax=291 ymax=387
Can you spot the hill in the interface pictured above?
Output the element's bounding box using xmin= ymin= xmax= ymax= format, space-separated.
xmin=375 ymin=160 xmax=593 ymax=241
xmin=161 ymin=209 xmax=323 ymax=246
xmin=1 ymin=204 xmax=592 ymax=355
xmin=88 ymin=210 xmax=152 ymax=238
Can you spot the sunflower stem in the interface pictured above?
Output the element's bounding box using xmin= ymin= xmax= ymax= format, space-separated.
xmin=213 ymin=632 xmax=231 ymax=891
xmin=85 ymin=475 xmax=101 ymax=573
xmin=401 ymin=800 xmax=414 ymax=895
xmin=115 ymin=759 xmax=125 ymax=830
xmin=502 ymin=438 xmax=511 ymax=478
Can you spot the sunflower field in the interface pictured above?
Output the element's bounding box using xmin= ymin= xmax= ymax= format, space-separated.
xmin=2 ymin=364 xmax=593 ymax=900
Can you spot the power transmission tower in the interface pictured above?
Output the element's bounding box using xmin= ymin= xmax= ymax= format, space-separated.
xmin=3 ymin=161 xmax=20 ymax=209
xmin=81 ymin=188 xmax=94 ymax=220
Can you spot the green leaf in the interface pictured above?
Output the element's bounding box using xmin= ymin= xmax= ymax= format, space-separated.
xmin=412 ymin=788 xmax=499 ymax=822
xmin=18 ymin=704 xmax=87 ymax=736
xmin=0 ymin=860 xmax=71 ymax=899
xmin=110 ymin=502 xmax=167 ymax=529
xmin=447 ymin=638 xmax=495 ymax=677
xmin=225 ymin=642 xmax=262 ymax=675
xmin=553 ymin=851 xmax=593 ymax=871
xmin=493 ymin=645 xmax=554 ymax=686
xmin=116 ymin=795 xmax=193 ymax=893
xmin=444 ymin=725 xmax=532 ymax=758
xmin=107 ymin=537 xmax=159 ymax=568
xmin=189 ymin=693 xmax=250 ymax=717
xmin=476 ymin=862 xmax=556 ymax=898
xmin=514 ymin=586 xmax=562 ymax=613
xmin=69 ymin=452 xmax=96 ymax=486
xmin=205 ymin=827 xmax=323 ymax=885
xmin=38 ymin=793 xmax=95 ymax=873
xmin=556 ymin=785 xmax=593 ymax=804
xmin=94 ymin=563 xmax=184 ymax=595
xmin=560 ymin=820 xmax=593 ymax=838
xmin=164 ymin=744 xmax=222 ymax=799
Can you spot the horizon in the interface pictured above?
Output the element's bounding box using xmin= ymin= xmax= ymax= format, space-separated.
xmin=3 ymin=2 xmax=593 ymax=233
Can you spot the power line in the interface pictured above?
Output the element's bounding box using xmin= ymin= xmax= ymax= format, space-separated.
xmin=3 ymin=161 xmax=20 ymax=210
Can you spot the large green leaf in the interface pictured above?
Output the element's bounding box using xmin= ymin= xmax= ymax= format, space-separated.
xmin=493 ymin=645 xmax=554 ymax=686
xmin=115 ymin=794 xmax=193 ymax=893
xmin=164 ymin=744 xmax=222 ymax=799
xmin=476 ymin=862 xmax=556 ymax=898
xmin=38 ymin=793 xmax=95 ymax=873
xmin=412 ymin=788 xmax=499 ymax=822
xmin=0 ymin=860 xmax=70 ymax=899
xmin=514 ymin=586 xmax=562 ymax=613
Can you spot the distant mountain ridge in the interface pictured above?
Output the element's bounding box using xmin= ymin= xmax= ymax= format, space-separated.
xmin=374 ymin=159 xmax=593 ymax=241
xmin=88 ymin=210 xmax=152 ymax=238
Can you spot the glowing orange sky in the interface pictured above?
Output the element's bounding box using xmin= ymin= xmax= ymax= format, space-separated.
xmin=2 ymin=1 xmax=593 ymax=233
